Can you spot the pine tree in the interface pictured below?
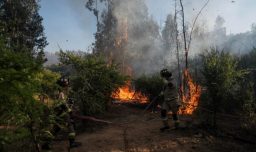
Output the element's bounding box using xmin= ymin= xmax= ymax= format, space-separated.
xmin=0 ymin=1 xmax=48 ymax=150
xmin=0 ymin=0 xmax=47 ymax=57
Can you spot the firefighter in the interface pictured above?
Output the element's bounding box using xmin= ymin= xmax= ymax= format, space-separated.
xmin=41 ymin=77 xmax=81 ymax=151
xmin=159 ymin=69 xmax=181 ymax=131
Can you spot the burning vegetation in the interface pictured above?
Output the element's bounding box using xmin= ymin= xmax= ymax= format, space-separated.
xmin=111 ymin=81 xmax=148 ymax=104
xmin=179 ymin=69 xmax=202 ymax=115
xmin=1 ymin=0 xmax=256 ymax=151
xmin=111 ymin=67 xmax=202 ymax=115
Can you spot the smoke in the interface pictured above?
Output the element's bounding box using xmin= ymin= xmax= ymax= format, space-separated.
xmin=107 ymin=0 xmax=256 ymax=77
xmin=110 ymin=0 xmax=172 ymax=76
xmin=189 ymin=16 xmax=256 ymax=55
xmin=65 ymin=0 xmax=256 ymax=77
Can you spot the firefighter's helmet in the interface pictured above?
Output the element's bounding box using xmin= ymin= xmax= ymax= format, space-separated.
xmin=160 ymin=69 xmax=172 ymax=78
xmin=57 ymin=76 xmax=69 ymax=87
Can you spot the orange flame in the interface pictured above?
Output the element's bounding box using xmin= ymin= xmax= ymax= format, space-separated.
xmin=179 ymin=69 xmax=202 ymax=115
xmin=112 ymin=81 xmax=148 ymax=104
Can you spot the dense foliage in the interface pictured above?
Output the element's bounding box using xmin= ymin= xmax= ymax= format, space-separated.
xmin=238 ymin=48 xmax=256 ymax=130
xmin=134 ymin=74 xmax=164 ymax=101
xmin=1 ymin=0 xmax=256 ymax=151
xmin=0 ymin=0 xmax=47 ymax=55
xmin=0 ymin=37 xmax=47 ymax=151
xmin=59 ymin=51 xmax=126 ymax=115
xmin=0 ymin=0 xmax=50 ymax=151
xmin=200 ymin=49 xmax=249 ymax=127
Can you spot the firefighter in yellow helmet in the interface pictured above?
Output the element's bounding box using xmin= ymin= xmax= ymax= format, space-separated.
xmin=159 ymin=69 xmax=181 ymax=131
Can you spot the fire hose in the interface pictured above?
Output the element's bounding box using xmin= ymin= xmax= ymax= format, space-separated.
xmin=70 ymin=96 xmax=160 ymax=125
xmin=72 ymin=114 xmax=113 ymax=124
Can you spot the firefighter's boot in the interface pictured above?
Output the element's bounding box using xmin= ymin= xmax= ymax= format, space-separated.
xmin=160 ymin=120 xmax=170 ymax=132
xmin=41 ymin=142 xmax=52 ymax=152
xmin=174 ymin=120 xmax=180 ymax=129
xmin=172 ymin=113 xmax=180 ymax=129
xmin=69 ymin=139 xmax=82 ymax=148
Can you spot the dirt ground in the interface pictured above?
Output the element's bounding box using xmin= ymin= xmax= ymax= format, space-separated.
xmin=53 ymin=105 xmax=255 ymax=152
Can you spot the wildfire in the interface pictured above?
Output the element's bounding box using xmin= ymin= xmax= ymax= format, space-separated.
xmin=112 ymin=81 xmax=148 ymax=104
xmin=115 ymin=18 xmax=128 ymax=48
xmin=178 ymin=69 xmax=202 ymax=115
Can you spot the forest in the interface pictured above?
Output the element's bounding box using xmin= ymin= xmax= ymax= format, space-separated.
xmin=0 ymin=0 xmax=256 ymax=151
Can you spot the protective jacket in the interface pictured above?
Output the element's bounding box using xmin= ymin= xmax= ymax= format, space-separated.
xmin=160 ymin=78 xmax=180 ymax=113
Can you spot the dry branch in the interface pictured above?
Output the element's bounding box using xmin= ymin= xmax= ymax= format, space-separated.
xmin=187 ymin=0 xmax=210 ymax=51
xmin=179 ymin=0 xmax=188 ymax=68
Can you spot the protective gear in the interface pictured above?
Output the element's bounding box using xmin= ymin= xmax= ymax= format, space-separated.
xmin=160 ymin=125 xmax=170 ymax=132
xmin=161 ymin=99 xmax=180 ymax=113
xmin=160 ymin=69 xmax=172 ymax=79
xmin=174 ymin=120 xmax=180 ymax=129
xmin=161 ymin=109 xmax=168 ymax=120
xmin=159 ymin=70 xmax=181 ymax=131
xmin=67 ymin=98 xmax=75 ymax=106
xmin=172 ymin=113 xmax=178 ymax=121
xmin=41 ymin=99 xmax=81 ymax=150
xmin=163 ymin=79 xmax=168 ymax=85
xmin=69 ymin=140 xmax=82 ymax=148
xmin=41 ymin=77 xmax=81 ymax=150
xmin=57 ymin=77 xmax=70 ymax=87
xmin=160 ymin=109 xmax=170 ymax=132
xmin=41 ymin=130 xmax=54 ymax=151
xmin=41 ymin=143 xmax=52 ymax=151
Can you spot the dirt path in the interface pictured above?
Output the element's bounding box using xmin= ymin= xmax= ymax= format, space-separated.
xmin=53 ymin=105 xmax=255 ymax=152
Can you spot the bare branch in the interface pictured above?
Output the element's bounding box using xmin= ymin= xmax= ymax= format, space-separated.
xmin=187 ymin=0 xmax=210 ymax=51
xmin=179 ymin=0 xmax=187 ymax=51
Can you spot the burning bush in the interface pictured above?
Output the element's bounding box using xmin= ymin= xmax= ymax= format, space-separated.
xmin=111 ymin=80 xmax=148 ymax=104
xmin=179 ymin=69 xmax=202 ymax=115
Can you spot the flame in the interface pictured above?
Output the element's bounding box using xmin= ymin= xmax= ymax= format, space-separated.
xmin=112 ymin=81 xmax=148 ymax=104
xmin=111 ymin=18 xmax=148 ymax=103
xmin=178 ymin=69 xmax=202 ymax=115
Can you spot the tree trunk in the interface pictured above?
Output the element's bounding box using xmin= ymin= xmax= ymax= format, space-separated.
xmin=174 ymin=0 xmax=182 ymax=90
xmin=179 ymin=0 xmax=188 ymax=69
xmin=212 ymin=97 xmax=218 ymax=129
xmin=29 ymin=123 xmax=40 ymax=152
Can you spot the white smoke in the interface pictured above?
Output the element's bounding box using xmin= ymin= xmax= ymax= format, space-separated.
xmin=66 ymin=0 xmax=256 ymax=76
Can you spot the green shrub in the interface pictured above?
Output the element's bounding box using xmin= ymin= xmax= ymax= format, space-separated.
xmin=59 ymin=51 xmax=126 ymax=115
xmin=238 ymin=48 xmax=256 ymax=131
xmin=134 ymin=74 xmax=164 ymax=101
xmin=201 ymin=48 xmax=248 ymax=127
